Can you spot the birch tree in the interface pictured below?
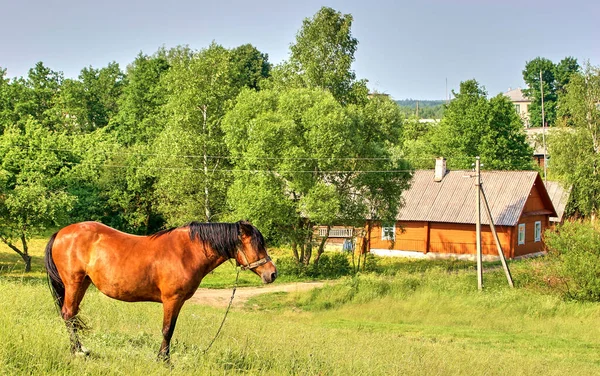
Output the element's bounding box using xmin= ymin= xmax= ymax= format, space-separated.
xmin=550 ymin=63 xmax=600 ymax=219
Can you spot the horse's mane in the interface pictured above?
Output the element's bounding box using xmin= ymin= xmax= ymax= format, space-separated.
xmin=151 ymin=221 xmax=265 ymax=259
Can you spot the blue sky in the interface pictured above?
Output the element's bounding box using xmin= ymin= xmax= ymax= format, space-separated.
xmin=1 ymin=0 xmax=598 ymax=99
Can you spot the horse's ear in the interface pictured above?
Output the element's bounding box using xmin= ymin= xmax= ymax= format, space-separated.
xmin=238 ymin=220 xmax=253 ymax=236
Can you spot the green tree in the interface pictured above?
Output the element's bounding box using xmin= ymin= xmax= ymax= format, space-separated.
xmin=0 ymin=68 xmax=12 ymax=132
xmin=270 ymin=6 xmax=368 ymax=105
xmin=97 ymin=143 xmax=162 ymax=233
xmin=76 ymin=62 xmax=124 ymax=130
xmin=52 ymin=63 xmax=124 ymax=133
xmin=152 ymin=43 xmax=240 ymax=225
xmin=549 ymin=63 xmax=600 ymax=219
xmin=223 ymin=88 xmax=409 ymax=265
xmin=400 ymin=115 xmax=437 ymax=169
xmin=429 ymin=79 xmax=532 ymax=170
xmin=85 ymin=52 xmax=173 ymax=233
xmin=0 ymin=119 xmax=76 ymax=271
xmin=112 ymin=52 xmax=170 ymax=145
xmin=23 ymin=62 xmax=64 ymax=128
xmin=523 ymin=57 xmax=579 ymax=127
xmin=230 ymin=44 xmax=271 ymax=90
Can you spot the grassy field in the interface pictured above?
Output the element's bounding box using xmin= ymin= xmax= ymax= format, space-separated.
xmin=1 ymin=240 xmax=600 ymax=375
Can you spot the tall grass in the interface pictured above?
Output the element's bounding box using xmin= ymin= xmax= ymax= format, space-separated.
xmin=2 ymin=240 xmax=600 ymax=374
xmin=544 ymin=220 xmax=600 ymax=301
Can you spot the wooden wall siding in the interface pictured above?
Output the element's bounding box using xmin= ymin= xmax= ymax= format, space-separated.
xmin=370 ymin=221 xmax=429 ymax=252
xmin=513 ymin=214 xmax=548 ymax=257
xmin=523 ymin=182 xmax=546 ymax=213
xmin=428 ymin=222 xmax=512 ymax=257
xmin=370 ymin=221 xmax=513 ymax=258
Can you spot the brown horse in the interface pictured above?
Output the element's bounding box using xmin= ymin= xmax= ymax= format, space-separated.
xmin=44 ymin=220 xmax=277 ymax=359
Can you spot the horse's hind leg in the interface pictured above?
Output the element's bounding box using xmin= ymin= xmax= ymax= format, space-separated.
xmin=62 ymin=275 xmax=92 ymax=355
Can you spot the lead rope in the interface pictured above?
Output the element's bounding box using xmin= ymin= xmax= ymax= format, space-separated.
xmin=202 ymin=266 xmax=241 ymax=354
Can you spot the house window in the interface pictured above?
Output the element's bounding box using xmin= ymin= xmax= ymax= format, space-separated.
xmin=382 ymin=223 xmax=395 ymax=241
xmin=534 ymin=221 xmax=542 ymax=242
xmin=515 ymin=104 xmax=521 ymax=114
xmin=518 ymin=223 xmax=526 ymax=245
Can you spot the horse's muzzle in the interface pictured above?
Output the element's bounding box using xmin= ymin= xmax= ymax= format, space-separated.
xmin=261 ymin=264 xmax=278 ymax=284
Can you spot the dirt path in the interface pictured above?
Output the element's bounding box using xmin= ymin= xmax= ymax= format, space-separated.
xmin=189 ymin=282 xmax=326 ymax=308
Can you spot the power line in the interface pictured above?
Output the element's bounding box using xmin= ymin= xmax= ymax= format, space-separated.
xmin=19 ymin=146 xmax=404 ymax=161
xmin=33 ymin=160 xmax=413 ymax=174
xmin=19 ymin=145 xmax=480 ymax=165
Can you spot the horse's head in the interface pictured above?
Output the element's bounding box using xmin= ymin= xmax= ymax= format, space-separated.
xmin=236 ymin=221 xmax=277 ymax=284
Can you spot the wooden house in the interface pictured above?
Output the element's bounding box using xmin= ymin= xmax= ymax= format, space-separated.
xmin=367 ymin=166 xmax=558 ymax=260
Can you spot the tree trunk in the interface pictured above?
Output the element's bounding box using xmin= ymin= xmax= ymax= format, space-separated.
xmin=0 ymin=234 xmax=31 ymax=272
xmin=291 ymin=241 xmax=300 ymax=262
xmin=362 ymin=222 xmax=372 ymax=272
xmin=351 ymin=239 xmax=357 ymax=273
xmin=202 ymin=104 xmax=211 ymax=222
xmin=361 ymin=221 xmax=372 ymax=255
xmin=303 ymin=229 xmax=313 ymax=266
xmin=313 ymin=226 xmax=330 ymax=267
xmin=356 ymin=222 xmax=372 ymax=273
xmin=299 ymin=243 xmax=305 ymax=265
xmin=20 ymin=234 xmax=31 ymax=272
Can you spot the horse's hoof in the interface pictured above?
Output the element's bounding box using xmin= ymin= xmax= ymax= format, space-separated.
xmin=74 ymin=346 xmax=90 ymax=357
xmin=157 ymin=352 xmax=171 ymax=364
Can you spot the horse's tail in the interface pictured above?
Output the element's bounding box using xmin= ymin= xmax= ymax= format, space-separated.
xmin=44 ymin=232 xmax=65 ymax=312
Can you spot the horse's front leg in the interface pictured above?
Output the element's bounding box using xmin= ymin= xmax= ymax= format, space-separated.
xmin=158 ymin=298 xmax=185 ymax=361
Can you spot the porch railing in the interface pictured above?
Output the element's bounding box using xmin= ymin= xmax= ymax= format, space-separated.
xmin=319 ymin=227 xmax=353 ymax=238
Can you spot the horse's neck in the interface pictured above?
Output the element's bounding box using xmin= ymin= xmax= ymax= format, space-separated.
xmin=191 ymin=241 xmax=232 ymax=277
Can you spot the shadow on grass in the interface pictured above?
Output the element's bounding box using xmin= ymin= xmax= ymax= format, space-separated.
xmin=0 ymin=252 xmax=47 ymax=284
xmin=375 ymin=257 xmax=502 ymax=275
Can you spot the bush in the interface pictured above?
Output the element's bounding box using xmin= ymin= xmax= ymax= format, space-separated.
xmin=317 ymin=253 xmax=351 ymax=277
xmin=545 ymin=221 xmax=600 ymax=301
xmin=275 ymin=253 xmax=352 ymax=279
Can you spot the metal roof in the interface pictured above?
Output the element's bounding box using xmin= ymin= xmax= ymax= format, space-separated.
xmin=397 ymin=170 xmax=557 ymax=226
xmin=544 ymin=180 xmax=571 ymax=222
xmin=504 ymin=88 xmax=530 ymax=103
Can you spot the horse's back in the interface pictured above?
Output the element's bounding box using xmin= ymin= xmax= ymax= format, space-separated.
xmin=52 ymin=222 xmax=163 ymax=302
xmin=53 ymin=221 xmax=133 ymax=262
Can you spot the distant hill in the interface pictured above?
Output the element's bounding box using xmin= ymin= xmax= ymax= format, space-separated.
xmin=396 ymin=99 xmax=446 ymax=119
xmin=395 ymin=99 xmax=445 ymax=108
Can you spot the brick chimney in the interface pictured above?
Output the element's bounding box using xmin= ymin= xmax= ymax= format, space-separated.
xmin=434 ymin=157 xmax=446 ymax=182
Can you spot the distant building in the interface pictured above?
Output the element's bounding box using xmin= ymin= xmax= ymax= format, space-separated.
xmin=319 ymin=159 xmax=571 ymax=259
xmin=525 ymin=127 xmax=551 ymax=169
xmin=505 ymin=88 xmax=532 ymax=127
xmin=366 ymin=162 xmax=558 ymax=260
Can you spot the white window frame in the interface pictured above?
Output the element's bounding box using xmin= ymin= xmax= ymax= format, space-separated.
xmin=534 ymin=221 xmax=542 ymax=242
xmin=518 ymin=223 xmax=526 ymax=245
xmin=382 ymin=223 xmax=395 ymax=241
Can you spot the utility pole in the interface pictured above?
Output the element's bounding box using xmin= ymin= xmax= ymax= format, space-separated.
xmin=480 ymin=188 xmax=514 ymax=287
xmin=475 ymin=157 xmax=483 ymax=291
xmin=446 ymin=78 xmax=449 ymax=104
xmin=540 ymin=70 xmax=547 ymax=186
